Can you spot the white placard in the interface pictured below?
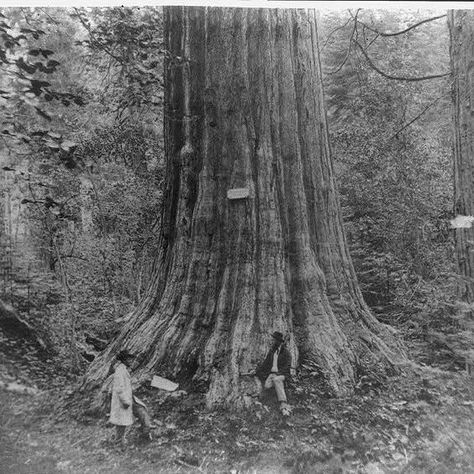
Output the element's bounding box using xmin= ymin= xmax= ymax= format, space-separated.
xmin=227 ymin=188 xmax=249 ymax=200
xmin=151 ymin=375 xmax=179 ymax=391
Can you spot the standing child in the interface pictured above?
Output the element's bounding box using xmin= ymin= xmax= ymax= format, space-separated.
xmin=109 ymin=349 xmax=153 ymax=446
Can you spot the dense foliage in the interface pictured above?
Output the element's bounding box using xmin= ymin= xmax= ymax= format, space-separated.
xmin=0 ymin=7 xmax=467 ymax=371
xmin=319 ymin=10 xmax=465 ymax=368
xmin=1 ymin=7 xmax=164 ymax=370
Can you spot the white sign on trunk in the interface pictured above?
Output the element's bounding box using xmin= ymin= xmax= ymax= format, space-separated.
xmin=227 ymin=187 xmax=249 ymax=200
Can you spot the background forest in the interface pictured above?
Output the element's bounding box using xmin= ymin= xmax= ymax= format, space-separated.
xmin=0 ymin=7 xmax=458 ymax=371
xmin=1 ymin=6 xmax=471 ymax=474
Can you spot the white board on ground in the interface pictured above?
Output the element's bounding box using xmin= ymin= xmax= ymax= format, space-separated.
xmin=227 ymin=188 xmax=249 ymax=200
xmin=151 ymin=375 xmax=179 ymax=391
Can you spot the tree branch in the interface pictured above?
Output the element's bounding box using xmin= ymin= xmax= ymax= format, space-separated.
xmin=38 ymin=8 xmax=60 ymax=25
xmin=73 ymin=8 xmax=124 ymax=65
xmin=357 ymin=14 xmax=446 ymax=37
xmin=388 ymin=91 xmax=451 ymax=140
xmin=364 ymin=27 xmax=380 ymax=50
xmin=320 ymin=15 xmax=352 ymax=52
xmin=328 ymin=9 xmax=360 ymax=75
xmin=353 ymin=39 xmax=450 ymax=82
xmin=57 ymin=254 xmax=89 ymax=262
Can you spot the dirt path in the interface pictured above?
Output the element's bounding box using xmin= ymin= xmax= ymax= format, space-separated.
xmin=2 ymin=326 xmax=474 ymax=473
xmin=0 ymin=387 xmax=287 ymax=474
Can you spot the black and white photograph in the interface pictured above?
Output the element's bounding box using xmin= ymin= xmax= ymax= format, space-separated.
xmin=1 ymin=1 xmax=474 ymax=472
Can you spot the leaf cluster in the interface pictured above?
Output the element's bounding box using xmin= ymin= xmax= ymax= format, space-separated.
xmin=1 ymin=8 xmax=84 ymax=152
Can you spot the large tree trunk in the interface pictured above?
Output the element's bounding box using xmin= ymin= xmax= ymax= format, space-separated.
xmin=450 ymin=11 xmax=474 ymax=303
xmin=449 ymin=10 xmax=474 ymax=372
xmin=85 ymin=7 xmax=404 ymax=408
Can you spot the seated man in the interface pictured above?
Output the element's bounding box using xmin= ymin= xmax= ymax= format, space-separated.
xmin=255 ymin=331 xmax=291 ymax=415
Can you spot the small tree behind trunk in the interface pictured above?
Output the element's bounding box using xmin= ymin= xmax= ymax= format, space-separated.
xmin=449 ymin=9 xmax=474 ymax=372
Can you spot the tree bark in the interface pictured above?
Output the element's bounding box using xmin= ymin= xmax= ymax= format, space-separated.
xmin=85 ymin=7 xmax=404 ymax=408
xmin=450 ymin=10 xmax=474 ymax=303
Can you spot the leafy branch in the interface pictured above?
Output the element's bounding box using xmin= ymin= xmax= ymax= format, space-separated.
xmin=327 ymin=10 xmax=450 ymax=82
xmin=388 ymin=90 xmax=451 ymax=140
xmin=356 ymin=14 xmax=447 ymax=37
xmin=320 ymin=14 xmax=353 ymax=52
xmin=1 ymin=11 xmax=85 ymax=152
xmin=72 ymin=8 xmax=124 ymax=65
xmin=328 ymin=9 xmax=360 ymax=75
xmin=353 ymin=39 xmax=450 ymax=82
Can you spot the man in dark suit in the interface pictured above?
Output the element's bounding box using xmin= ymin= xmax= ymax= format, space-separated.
xmin=255 ymin=331 xmax=292 ymax=415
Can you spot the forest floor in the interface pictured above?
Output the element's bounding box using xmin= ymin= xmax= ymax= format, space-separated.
xmin=2 ymin=328 xmax=474 ymax=473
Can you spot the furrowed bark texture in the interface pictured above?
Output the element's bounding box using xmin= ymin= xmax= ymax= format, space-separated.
xmin=450 ymin=10 xmax=474 ymax=303
xmin=85 ymin=7 xmax=403 ymax=408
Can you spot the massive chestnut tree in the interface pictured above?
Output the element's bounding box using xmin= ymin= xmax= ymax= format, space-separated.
xmin=85 ymin=7 xmax=403 ymax=408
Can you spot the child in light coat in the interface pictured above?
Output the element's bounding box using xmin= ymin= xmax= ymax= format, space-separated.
xmin=109 ymin=350 xmax=153 ymax=445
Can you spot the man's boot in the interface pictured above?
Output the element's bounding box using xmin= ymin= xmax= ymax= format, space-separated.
xmin=279 ymin=402 xmax=291 ymax=416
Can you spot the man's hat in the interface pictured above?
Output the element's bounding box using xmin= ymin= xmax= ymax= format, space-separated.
xmin=116 ymin=349 xmax=135 ymax=363
xmin=271 ymin=331 xmax=285 ymax=343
